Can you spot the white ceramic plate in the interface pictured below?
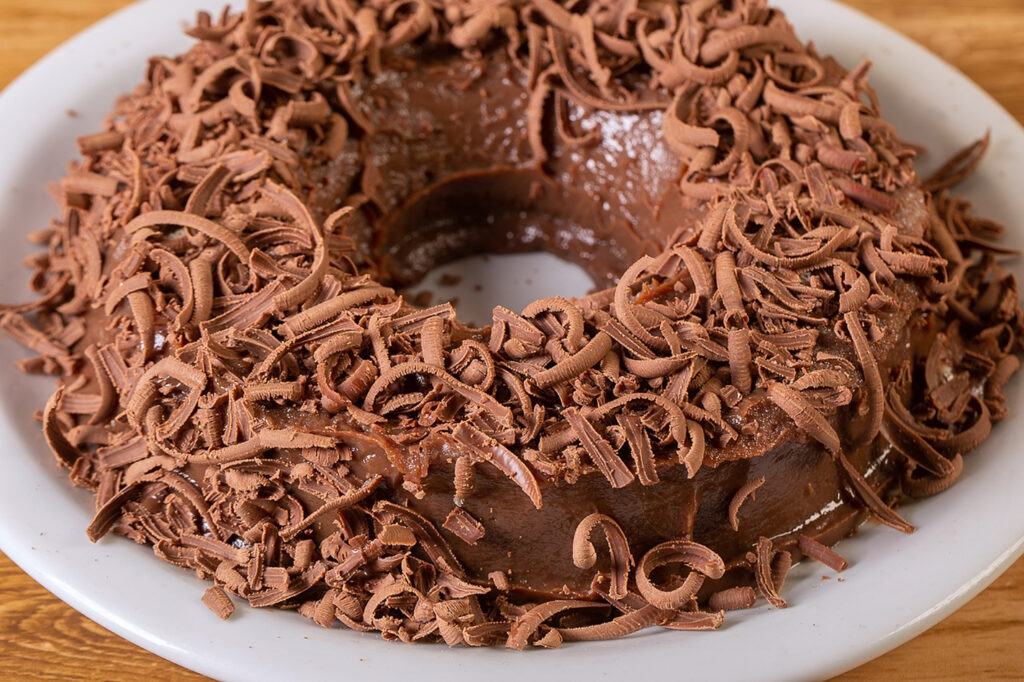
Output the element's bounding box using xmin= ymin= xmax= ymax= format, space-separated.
xmin=1 ymin=1 xmax=1022 ymax=680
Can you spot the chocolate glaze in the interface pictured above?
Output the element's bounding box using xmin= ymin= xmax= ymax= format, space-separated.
xmin=339 ymin=46 xmax=686 ymax=288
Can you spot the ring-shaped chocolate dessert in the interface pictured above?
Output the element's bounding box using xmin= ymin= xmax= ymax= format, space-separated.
xmin=3 ymin=0 xmax=1022 ymax=646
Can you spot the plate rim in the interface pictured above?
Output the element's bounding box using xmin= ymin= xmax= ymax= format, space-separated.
xmin=0 ymin=1 xmax=1023 ymax=680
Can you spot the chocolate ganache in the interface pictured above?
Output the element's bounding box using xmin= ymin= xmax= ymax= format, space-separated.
xmin=2 ymin=0 xmax=1022 ymax=646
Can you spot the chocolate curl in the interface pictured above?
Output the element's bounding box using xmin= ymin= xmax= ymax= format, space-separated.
xmin=124 ymin=210 xmax=249 ymax=261
xmin=149 ymin=249 xmax=195 ymax=330
xmin=563 ymin=407 xmax=635 ymax=489
xmin=663 ymin=90 xmax=719 ymax=157
xmin=522 ymin=296 xmax=586 ymax=352
xmin=62 ymin=172 xmax=119 ymax=197
xmin=532 ymin=331 xmax=612 ymax=389
xmin=844 ymin=312 xmax=883 ymax=446
xmin=526 ymin=68 xmax=554 ymax=165
xmin=616 ymin=412 xmax=658 ymax=485
xmin=832 ymin=175 xmax=899 ymax=214
xmin=767 ymin=382 xmax=840 ymax=455
xmin=765 ymin=50 xmax=825 ymax=90
xmin=42 ymin=387 xmax=81 ymax=467
xmin=752 ymin=537 xmax=788 ymax=608
xmin=443 ymin=507 xmax=485 ymax=545
xmin=728 ymin=476 xmax=766 ymax=532
xmin=420 ymin=316 xmax=446 ymax=368
xmin=558 ymin=604 xmax=661 ymax=642
xmin=279 ymin=285 xmax=395 ymax=337
xmin=452 ymin=423 xmax=543 ymax=510
xmin=184 ymin=163 xmax=231 ymax=217
xmin=202 ymin=586 xmax=235 ymax=620
xmin=715 ymin=251 xmax=747 ymax=327
xmin=506 ymin=600 xmax=606 ymax=650
xmin=636 ymin=540 xmax=724 ymax=611
xmin=709 ymin=586 xmax=757 ymax=611
xmin=705 ymin=108 xmax=751 ymax=177
xmin=700 ymin=24 xmax=802 ymax=63
xmin=817 ymin=144 xmax=867 ymax=174
xmin=188 ymin=429 xmax=335 ymax=464
xmin=637 ymin=17 xmax=739 ymax=89
xmin=572 ymin=513 xmax=634 ymax=599
xmin=922 ymin=132 xmax=990 ymax=193
xmin=614 ymin=257 xmax=672 ymax=352
xmin=76 ymin=130 xmax=125 ymax=154
xmin=381 ymin=0 xmax=433 ymax=48
xmin=188 ymin=256 xmax=214 ymax=325
xmin=364 ymin=362 xmax=511 ymax=424
xmin=127 ymin=290 xmax=156 ymax=360
xmin=837 ymin=451 xmax=915 ymax=533
xmin=262 ymin=182 xmax=334 ymax=312
xmin=902 ymin=453 xmax=965 ymax=498
xmin=103 ymin=273 xmax=150 ymax=315
xmin=86 ymin=480 xmax=149 ymax=541
xmin=727 ymin=328 xmax=753 ymax=393
xmin=675 ymin=245 xmax=714 ymax=299
xmin=450 ymin=5 xmax=515 ymax=48
xmin=554 ymin=91 xmax=601 ymax=148
xmin=452 ymin=339 xmax=496 ymax=391
xmin=797 ymin=535 xmax=848 ymax=572
xmin=82 ymin=345 xmax=118 ymax=426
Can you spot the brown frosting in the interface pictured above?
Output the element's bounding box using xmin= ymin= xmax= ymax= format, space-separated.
xmin=3 ymin=0 xmax=1023 ymax=648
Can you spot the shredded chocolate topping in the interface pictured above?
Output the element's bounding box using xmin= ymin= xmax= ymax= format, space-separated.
xmin=4 ymin=0 xmax=1022 ymax=649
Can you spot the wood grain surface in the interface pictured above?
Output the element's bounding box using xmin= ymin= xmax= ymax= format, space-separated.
xmin=1 ymin=1 xmax=1023 ymax=679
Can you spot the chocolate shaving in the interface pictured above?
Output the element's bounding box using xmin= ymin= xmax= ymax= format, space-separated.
xmin=124 ymin=210 xmax=248 ymax=261
xmin=202 ymin=585 xmax=235 ymax=620
xmin=708 ymin=586 xmax=757 ymax=611
xmin=797 ymin=534 xmax=848 ymax=572
xmin=752 ymin=537 xmax=787 ymax=609
xmin=452 ymin=424 xmax=542 ymax=509
xmin=571 ymin=513 xmax=633 ymax=600
xmin=562 ymin=408 xmax=634 ymax=489
xmin=557 ymin=604 xmax=661 ymax=642
xmin=42 ymin=387 xmax=81 ymax=467
xmin=532 ymin=331 xmax=612 ymax=389
xmin=837 ymin=451 xmax=915 ymax=534
xmin=365 ymin=362 xmax=511 ymax=424
xmin=442 ymin=506 xmax=485 ymax=545
xmin=86 ymin=480 xmax=148 ymax=541
xmin=507 ymin=600 xmax=606 ymax=650
xmin=728 ymin=476 xmax=766 ymax=532
xmin=263 ymin=183 xmax=332 ymax=312
xmin=281 ymin=475 xmax=381 ymax=541
xmin=767 ymin=383 xmax=840 ymax=455
xmin=922 ymin=133 xmax=990 ymax=192
xmin=636 ymin=540 xmax=725 ymax=610
xmin=615 ymin=413 xmax=658 ymax=485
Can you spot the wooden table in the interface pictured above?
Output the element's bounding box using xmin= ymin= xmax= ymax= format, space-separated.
xmin=1 ymin=1 xmax=1023 ymax=679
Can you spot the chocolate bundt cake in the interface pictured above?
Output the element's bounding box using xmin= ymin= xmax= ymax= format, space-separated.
xmin=3 ymin=0 xmax=1022 ymax=646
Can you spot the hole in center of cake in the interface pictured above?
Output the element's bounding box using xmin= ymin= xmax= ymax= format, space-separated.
xmin=373 ymin=168 xmax=626 ymax=324
xmin=403 ymin=252 xmax=594 ymax=327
